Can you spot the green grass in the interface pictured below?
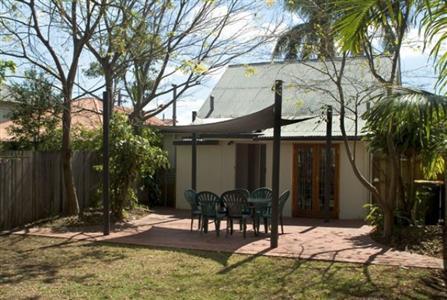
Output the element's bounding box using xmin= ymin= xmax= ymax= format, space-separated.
xmin=0 ymin=235 xmax=445 ymax=299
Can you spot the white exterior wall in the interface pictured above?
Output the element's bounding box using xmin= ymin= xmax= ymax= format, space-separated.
xmin=338 ymin=142 xmax=370 ymax=219
xmin=176 ymin=140 xmax=371 ymax=220
xmin=175 ymin=142 xmax=235 ymax=209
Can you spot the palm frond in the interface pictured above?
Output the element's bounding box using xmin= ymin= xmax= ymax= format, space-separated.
xmin=420 ymin=0 xmax=447 ymax=93
xmin=363 ymin=87 xmax=447 ymax=177
xmin=272 ymin=23 xmax=315 ymax=60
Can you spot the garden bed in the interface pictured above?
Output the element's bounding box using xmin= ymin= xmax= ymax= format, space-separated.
xmin=39 ymin=205 xmax=151 ymax=232
xmin=371 ymin=225 xmax=444 ymax=258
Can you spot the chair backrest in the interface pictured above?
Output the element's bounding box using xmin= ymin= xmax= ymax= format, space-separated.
xmin=279 ymin=190 xmax=290 ymax=215
xmin=184 ymin=189 xmax=199 ymax=211
xmin=196 ymin=191 xmax=221 ymax=217
xmin=221 ymin=189 xmax=249 ymax=216
xmin=265 ymin=190 xmax=290 ymax=216
xmin=251 ymin=187 xmax=272 ymax=201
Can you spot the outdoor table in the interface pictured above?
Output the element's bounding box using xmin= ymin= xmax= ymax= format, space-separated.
xmin=248 ymin=197 xmax=271 ymax=235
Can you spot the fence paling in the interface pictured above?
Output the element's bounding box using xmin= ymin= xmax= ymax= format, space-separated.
xmin=0 ymin=151 xmax=99 ymax=231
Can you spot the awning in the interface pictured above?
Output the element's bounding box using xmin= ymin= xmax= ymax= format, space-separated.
xmin=159 ymin=104 xmax=315 ymax=134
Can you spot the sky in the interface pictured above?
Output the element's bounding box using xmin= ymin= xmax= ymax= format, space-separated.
xmin=162 ymin=30 xmax=440 ymax=125
xmin=1 ymin=1 xmax=441 ymax=125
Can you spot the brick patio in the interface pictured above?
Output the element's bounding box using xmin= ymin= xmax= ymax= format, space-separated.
xmin=15 ymin=208 xmax=444 ymax=269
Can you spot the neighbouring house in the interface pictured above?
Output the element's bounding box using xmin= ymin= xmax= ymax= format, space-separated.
xmin=0 ymin=96 xmax=168 ymax=142
xmin=0 ymin=86 xmax=16 ymax=141
xmin=71 ymin=98 xmax=169 ymax=130
xmin=172 ymin=57 xmax=393 ymax=220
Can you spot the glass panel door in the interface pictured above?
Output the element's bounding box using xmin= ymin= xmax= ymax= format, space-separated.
xmin=293 ymin=144 xmax=339 ymax=218
xmin=296 ymin=145 xmax=314 ymax=215
xmin=319 ymin=147 xmax=336 ymax=211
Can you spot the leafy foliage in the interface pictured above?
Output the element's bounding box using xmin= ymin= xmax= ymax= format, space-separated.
xmin=75 ymin=113 xmax=169 ymax=219
xmin=420 ymin=0 xmax=447 ymax=92
xmin=334 ymin=0 xmax=417 ymax=55
xmin=363 ymin=88 xmax=447 ymax=178
xmin=0 ymin=60 xmax=15 ymax=84
xmin=7 ymin=69 xmax=62 ymax=150
xmin=273 ymin=0 xmax=336 ymax=60
xmin=364 ymin=203 xmax=384 ymax=229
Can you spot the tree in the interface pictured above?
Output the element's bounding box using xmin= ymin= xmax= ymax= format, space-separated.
xmin=0 ymin=1 xmax=107 ymax=215
xmin=121 ymin=0 xmax=277 ymax=125
xmin=333 ymin=0 xmax=418 ymax=238
xmin=420 ymin=0 xmax=447 ymax=92
xmin=74 ymin=113 xmax=169 ymax=219
xmin=84 ymin=0 xmax=153 ymax=113
xmin=363 ymin=88 xmax=447 ymax=222
xmin=273 ymin=0 xmax=336 ymax=60
xmin=7 ymin=70 xmax=61 ymax=150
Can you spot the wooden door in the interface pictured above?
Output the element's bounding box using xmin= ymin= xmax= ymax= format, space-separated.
xmin=292 ymin=144 xmax=339 ymax=218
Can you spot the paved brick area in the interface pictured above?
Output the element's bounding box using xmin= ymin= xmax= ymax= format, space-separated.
xmin=16 ymin=209 xmax=444 ymax=269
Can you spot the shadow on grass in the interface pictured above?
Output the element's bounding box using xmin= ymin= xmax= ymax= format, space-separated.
xmin=0 ymin=234 xmax=126 ymax=286
xmin=1 ymin=234 xmax=447 ymax=299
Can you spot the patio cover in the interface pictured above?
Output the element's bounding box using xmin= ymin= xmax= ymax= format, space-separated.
xmin=160 ymin=104 xmax=315 ymax=134
xmin=152 ymin=80 xmax=331 ymax=250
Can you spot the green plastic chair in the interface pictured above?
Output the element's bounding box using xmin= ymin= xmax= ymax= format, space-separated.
xmin=196 ymin=191 xmax=226 ymax=236
xmin=250 ymin=188 xmax=272 ymax=234
xmin=184 ymin=189 xmax=201 ymax=231
xmin=221 ymin=189 xmax=251 ymax=238
xmin=263 ymin=190 xmax=290 ymax=234
xmin=251 ymin=187 xmax=272 ymax=201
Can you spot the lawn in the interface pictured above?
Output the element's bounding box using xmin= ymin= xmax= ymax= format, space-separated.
xmin=0 ymin=235 xmax=445 ymax=299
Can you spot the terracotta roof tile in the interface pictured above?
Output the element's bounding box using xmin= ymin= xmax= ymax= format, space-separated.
xmin=0 ymin=97 xmax=167 ymax=141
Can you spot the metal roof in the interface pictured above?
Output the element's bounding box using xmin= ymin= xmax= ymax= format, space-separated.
xmin=260 ymin=116 xmax=366 ymax=138
xmin=198 ymin=57 xmax=391 ymax=120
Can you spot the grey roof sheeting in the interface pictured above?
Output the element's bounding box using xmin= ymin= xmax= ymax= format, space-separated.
xmin=260 ymin=116 xmax=365 ymax=138
xmin=161 ymin=104 xmax=315 ymax=134
xmin=195 ymin=57 xmax=391 ymax=138
xmin=198 ymin=57 xmax=391 ymax=120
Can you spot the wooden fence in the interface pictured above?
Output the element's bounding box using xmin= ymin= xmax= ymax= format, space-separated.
xmin=0 ymin=151 xmax=100 ymax=231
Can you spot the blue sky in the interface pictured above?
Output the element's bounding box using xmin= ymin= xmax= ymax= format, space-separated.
xmin=2 ymin=1 xmax=440 ymax=125
xmin=166 ymin=29 xmax=439 ymax=125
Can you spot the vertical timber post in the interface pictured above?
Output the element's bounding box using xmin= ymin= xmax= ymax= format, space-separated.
xmin=192 ymin=111 xmax=197 ymax=191
xmin=103 ymin=91 xmax=111 ymax=236
xmin=271 ymin=80 xmax=282 ymax=248
xmin=324 ymin=105 xmax=333 ymax=223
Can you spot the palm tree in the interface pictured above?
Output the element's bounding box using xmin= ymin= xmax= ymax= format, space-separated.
xmin=332 ymin=0 xmax=420 ymax=239
xmin=273 ymin=0 xmax=336 ymax=60
xmin=420 ymin=0 xmax=447 ymax=92
xmin=364 ymin=89 xmax=447 ymax=232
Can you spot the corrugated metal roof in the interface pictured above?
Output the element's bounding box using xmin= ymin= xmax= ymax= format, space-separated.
xmin=260 ymin=117 xmax=366 ymax=138
xmin=198 ymin=57 xmax=391 ymax=120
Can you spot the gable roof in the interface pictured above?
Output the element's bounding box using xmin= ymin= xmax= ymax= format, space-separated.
xmin=195 ymin=57 xmax=392 ymax=138
xmin=198 ymin=57 xmax=391 ymax=119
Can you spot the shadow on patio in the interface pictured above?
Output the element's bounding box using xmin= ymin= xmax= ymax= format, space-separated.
xmin=12 ymin=208 xmax=444 ymax=269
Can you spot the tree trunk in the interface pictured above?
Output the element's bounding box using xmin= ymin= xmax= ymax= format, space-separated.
xmin=383 ymin=205 xmax=394 ymax=240
xmin=61 ymin=96 xmax=79 ymax=216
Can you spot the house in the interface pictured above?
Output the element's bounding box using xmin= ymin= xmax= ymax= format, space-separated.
xmin=0 ymin=86 xmax=17 ymax=141
xmin=71 ymin=98 xmax=168 ymax=130
xmin=0 ymin=96 xmax=167 ymax=141
xmin=172 ymin=57 xmax=392 ymax=220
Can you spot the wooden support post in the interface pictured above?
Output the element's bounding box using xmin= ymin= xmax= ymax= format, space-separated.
xmin=103 ymin=91 xmax=111 ymax=235
xmin=192 ymin=111 xmax=197 ymax=191
xmin=324 ymin=105 xmax=333 ymax=223
xmin=271 ymin=80 xmax=282 ymax=248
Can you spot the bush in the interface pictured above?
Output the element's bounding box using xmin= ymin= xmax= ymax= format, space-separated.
xmin=75 ymin=113 xmax=169 ymax=219
xmin=364 ymin=203 xmax=384 ymax=229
